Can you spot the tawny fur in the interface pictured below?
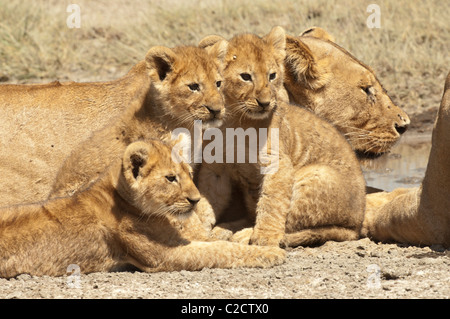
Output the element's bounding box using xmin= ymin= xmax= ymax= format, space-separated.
xmin=197 ymin=27 xmax=366 ymax=247
xmin=0 ymin=140 xmax=285 ymax=279
xmin=0 ymin=62 xmax=150 ymax=206
xmin=47 ymin=44 xmax=232 ymax=241
xmin=0 ymin=43 xmax=227 ymax=207
xmin=362 ymin=72 xmax=450 ymax=247
xmin=49 ymin=44 xmax=227 ymax=198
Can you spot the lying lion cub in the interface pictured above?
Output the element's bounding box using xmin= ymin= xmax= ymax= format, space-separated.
xmin=0 ymin=140 xmax=285 ymax=278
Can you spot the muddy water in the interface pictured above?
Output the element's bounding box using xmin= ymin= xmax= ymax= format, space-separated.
xmin=362 ymin=133 xmax=432 ymax=192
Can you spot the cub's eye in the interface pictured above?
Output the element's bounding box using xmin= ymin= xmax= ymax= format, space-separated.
xmin=165 ymin=175 xmax=177 ymax=183
xmin=188 ymin=83 xmax=200 ymax=92
xmin=269 ymin=72 xmax=276 ymax=81
xmin=240 ymin=73 xmax=252 ymax=81
xmin=216 ymin=80 xmax=222 ymax=88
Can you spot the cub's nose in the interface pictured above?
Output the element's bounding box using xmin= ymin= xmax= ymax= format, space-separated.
xmin=205 ymin=105 xmax=222 ymax=118
xmin=187 ymin=197 xmax=200 ymax=206
xmin=256 ymin=99 xmax=270 ymax=109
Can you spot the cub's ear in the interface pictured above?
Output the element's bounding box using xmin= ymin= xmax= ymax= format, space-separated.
xmin=169 ymin=131 xmax=191 ymax=164
xmin=264 ymin=26 xmax=286 ymax=61
xmin=199 ymin=35 xmax=229 ymax=62
xmin=145 ymin=46 xmax=178 ymax=82
xmin=123 ymin=141 xmax=155 ymax=181
xmin=208 ymin=39 xmax=229 ymax=62
xmin=300 ymin=27 xmax=335 ymax=43
xmin=285 ymin=35 xmax=330 ymax=90
xmin=198 ymin=34 xmax=226 ymax=49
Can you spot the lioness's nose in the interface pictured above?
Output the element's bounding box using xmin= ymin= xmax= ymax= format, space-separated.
xmin=395 ymin=113 xmax=410 ymax=135
xmin=395 ymin=123 xmax=408 ymax=135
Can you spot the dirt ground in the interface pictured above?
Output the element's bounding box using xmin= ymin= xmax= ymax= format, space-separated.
xmin=1 ymin=238 xmax=448 ymax=300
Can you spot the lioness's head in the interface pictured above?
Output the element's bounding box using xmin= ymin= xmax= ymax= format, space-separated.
xmin=120 ymin=140 xmax=200 ymax=219
xmin=145 ymin=43 xmax=228 ymax=130
xmin=284 ymin=27 xmax=410 ymax=157
xmin=200 ymin=26 xmax=286 ymax=121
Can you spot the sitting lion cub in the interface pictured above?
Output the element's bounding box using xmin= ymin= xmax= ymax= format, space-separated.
xmin=0 ymin=140 xmax=285 ymax=278
xmin=197 ymin=27 xmax=366 ymax=247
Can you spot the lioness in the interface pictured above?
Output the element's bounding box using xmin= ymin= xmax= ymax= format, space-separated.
xmin=196 ymin=27 xmax=366 ymax=247
xmin=0 ymin=140 xmax=285 ymax=279
xmin=362 ymin=72 xmax=450 ymax=247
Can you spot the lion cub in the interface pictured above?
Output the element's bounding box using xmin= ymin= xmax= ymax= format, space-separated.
xmin=0 ymin=140 xmax=285 ymax=278
xmin=197 ymin=27 xmax=366 ymax=247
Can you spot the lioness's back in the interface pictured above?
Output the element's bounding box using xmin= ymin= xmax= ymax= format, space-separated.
xmin=0 ymin=61 xmax=150 ymax=206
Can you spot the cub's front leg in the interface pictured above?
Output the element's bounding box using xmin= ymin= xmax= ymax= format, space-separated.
xmin=195 ymin=163 xmax=233 ymax=239
xmin=120 ymin=228 xmax=285 ymax=271
xmin=250 ymin=156 xmax=294 ymax=246
xmin=157 ymin=241 xmax=286 ymax=271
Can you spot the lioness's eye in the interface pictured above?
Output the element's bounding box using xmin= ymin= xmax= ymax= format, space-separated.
xmin=269 ymin=73 xmax=276 ymax=81
xmin=240 ymin=73 xmax=252 ymax=81
xmin=216 ymin=81 xmax=222 ymax=88
xmin=188 ymin=83 xmax=200 ymax=92
xmin=166 ymin=175 xmax=177 ymax=183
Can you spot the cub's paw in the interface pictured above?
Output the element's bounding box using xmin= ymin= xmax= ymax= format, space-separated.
xmin=230 ymin=227 xmax=253 ymax=244
xmin=249 ymin=229 xmax=282 ymax=247
xmin=209 ymin=226 xmax=233 ymax=241
xmin=254 ymin=246 xmax=286 ymax=268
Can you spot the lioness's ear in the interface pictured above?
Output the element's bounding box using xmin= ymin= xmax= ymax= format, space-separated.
xmin=285 ymin=35 xmax=330 ymax=90
xmin=145 ymin=46 xmax=178 ymax=82
xmin=264 ymin=26 xmax=286 ymax=60
xmin=300 ymin=27 xmax=335 ymax=43
xmin=123 ymin=141 xmax=154 ymax=181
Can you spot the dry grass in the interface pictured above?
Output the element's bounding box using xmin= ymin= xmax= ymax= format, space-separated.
xmin=0 ymin=0 xmax=449 ymax=124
